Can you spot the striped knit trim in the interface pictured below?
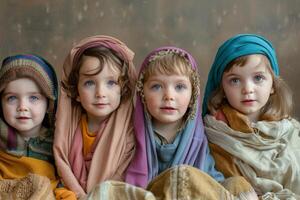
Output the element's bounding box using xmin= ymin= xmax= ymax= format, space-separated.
xmin=0 ymin=59 xmax=55 ymax=98
xmin=2 ymin=55 xmax=57 ymax=85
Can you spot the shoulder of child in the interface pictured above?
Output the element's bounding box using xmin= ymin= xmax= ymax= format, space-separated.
xmin=289 ymin=117 xmax=300 ymax=130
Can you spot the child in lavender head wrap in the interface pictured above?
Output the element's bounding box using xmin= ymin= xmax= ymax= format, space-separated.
xmin=125 ymin=46 xmax=224 ymax=188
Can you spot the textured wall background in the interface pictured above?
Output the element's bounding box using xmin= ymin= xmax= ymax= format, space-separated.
xmin=1 ymin=0 xmax=300 ymax=118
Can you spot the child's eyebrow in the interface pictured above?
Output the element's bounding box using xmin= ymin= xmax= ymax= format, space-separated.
xmin=175 ymin=77 xmax=190 ymax=82
xmin=147 ymin=77 xmax=161 ymax=81
xmin=146 ymin=78 xmax=164 ymax=83
xmin=2 ymin=90 xmax=18 ymax=95
xmin=253 ymin=70 xmax=268 ymax=74
xmin=28 ymin=92 xmax=43 ymax=95
xmin=224 ymin=73 xmax=239 ymax=77
xmin=1 ymin=91 xmax=16 ymax=96
xmin=2 ymin=91 xmax=42 ymax=96
xmin=105 ymin=75 xmax=119 ymax=79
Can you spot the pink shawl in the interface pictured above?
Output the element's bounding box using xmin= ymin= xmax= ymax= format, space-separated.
xmin=53 ymin=35 xmax=136 ymax=198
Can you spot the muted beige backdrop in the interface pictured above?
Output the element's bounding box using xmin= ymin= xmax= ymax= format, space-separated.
xmin=1 ymin=0 xmax=300 ymax=118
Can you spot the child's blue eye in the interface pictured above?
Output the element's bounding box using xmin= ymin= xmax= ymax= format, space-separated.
xmin=107 ymin=80 xmax=118 ymax=87
xmin=29 ymin=96 xmax=39 ymax=102
xmin=254 ymin=75 xmax=264 ymax=82
xmin=175 ymin=83 xmax=187 ymax=91
xmin=7 ymin=96 xmax=17 ymax=102
xmin=84 ymin=80 xmax=95 ymax=87
xmin=229 ymin=78 xmax=240 ymax=85
xmin=150 ymin=84 xmax=161 ymax=91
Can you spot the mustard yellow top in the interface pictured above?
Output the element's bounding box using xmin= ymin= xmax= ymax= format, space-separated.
xmin=81 ymin=115 xmax=97 ymax=157
xmin=0 ymin=150 xmax=58 ymax=190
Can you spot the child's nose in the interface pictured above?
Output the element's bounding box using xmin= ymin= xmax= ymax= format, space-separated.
xmin=17 ymin=100 xmax=29 ymax=112
xmin=95 ymin=84 xmax=106 ymax=98
xmin=163 ymin=89 xmax=174 ymax=101
xmin=242 ymin=82 xmax=254 ymax=94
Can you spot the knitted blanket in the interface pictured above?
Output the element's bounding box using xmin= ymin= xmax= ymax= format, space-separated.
xmin=0 ymin=173 xmax=54 ymax=200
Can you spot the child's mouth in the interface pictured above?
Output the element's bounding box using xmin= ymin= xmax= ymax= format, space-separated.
xmin=241 ymin=100 xmax=255 ymax=105
xmin=160 ymin=107 xmax=177 ymax=113
xmin=17 ymin=116 xmax=30 ymax=120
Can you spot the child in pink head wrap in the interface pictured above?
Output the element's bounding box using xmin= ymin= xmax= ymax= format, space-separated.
xmin=53 ymin=35 xmax=137 ymax=199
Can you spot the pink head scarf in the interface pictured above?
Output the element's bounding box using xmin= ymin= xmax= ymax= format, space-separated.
xmin=53 ymin=35 xmax=136 ymax=197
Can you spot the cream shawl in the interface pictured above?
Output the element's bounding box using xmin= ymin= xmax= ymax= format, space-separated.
xmin=205 ymin=115 xmax=300 ymax=198
xmin=53 ymin=35 xmax=136 ymax=198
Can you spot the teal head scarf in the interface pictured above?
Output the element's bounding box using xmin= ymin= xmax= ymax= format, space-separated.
xmin=202 ymin=33 xmax=279 ymax=116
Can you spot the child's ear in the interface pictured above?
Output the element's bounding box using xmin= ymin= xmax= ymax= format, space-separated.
xmin=270 ymin=87 xmax=275 ymax=94
xmin=76 ymin=96 xmax=81 ymax=102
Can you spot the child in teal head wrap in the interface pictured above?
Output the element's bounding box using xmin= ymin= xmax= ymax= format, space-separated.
xmin=202 ymin=34 xmax=280 ymax=116
xmin=203 ymin=34 xmax=300 ymax=198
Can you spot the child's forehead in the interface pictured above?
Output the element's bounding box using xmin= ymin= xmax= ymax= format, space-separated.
xmin=227 ymin=54 xmax=269 ymax=69
xmin=148 ymin=70 xmax=188 ymax=77
xmin=142 ymin=64 xmax=192 ymax=84
xmin=144 ymin=61 xmax=190 ymax=75
xmin=145 ymin=73 xmax=191 ymax=83
xmin=226 ymin=57 xmax=271 ymax=75
xmin=3 ymin=78 xmax=42 ymax=93
xmin=148 ymin=75 xmax=190 ymax=81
